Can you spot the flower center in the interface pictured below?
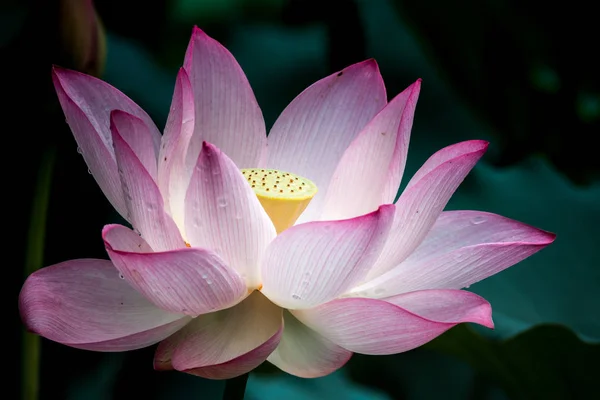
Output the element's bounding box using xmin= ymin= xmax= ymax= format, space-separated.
xmin=242 ymin=168 xmax=317 ymax=233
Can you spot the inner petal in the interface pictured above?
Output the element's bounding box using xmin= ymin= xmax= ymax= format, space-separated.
xmin=242 ymin=169 xmax=317 ymax=233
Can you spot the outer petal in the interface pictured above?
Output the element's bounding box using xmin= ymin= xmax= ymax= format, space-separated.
xmin=183 ymin=27 xmax=266 ymax=171
xmin=267 ymin=311 xmax=352 ymax=378
xmin=158 ymin=68 xmax=195 ymax=228
xmin=52 ymin=67 xmax=162 ymax=220
xmin=154 ymin=292 xmax=283 ymax=379
xmin=322 ymin=80 xmax=421 ymax=220
xmin=185 ymin=142 xmax=276 ymax=288
xmin=111 ymin=120 xmax=184 ymax=251
xmin=365 ymin=140 xmax=488 ymax=280
xmin=19 ymin=259 xmax=190 ymax=351
xmin=103 ymin=224 xmax=246 ymax=316
xmin=110 ymin=110 xmax=157 ymax=180
xmin=267 ymin=60 xmax=387 ymax=223
xmin=293 ymin=289 xmax=492 ymax=355
xmin=349 ymin=211 xmax=556 ymax=298
xmin=260 ymin=205 xmax=394 ymax=310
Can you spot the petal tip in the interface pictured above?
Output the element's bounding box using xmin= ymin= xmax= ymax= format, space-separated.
xmin=201 ymin=140 xmax=219 ymax=154
xmin=477 ymin=302 xmax=495 ymax=329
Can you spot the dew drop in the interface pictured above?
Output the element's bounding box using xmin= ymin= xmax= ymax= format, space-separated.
xmin=192 ymin=217 xmax=202 ymax=229
xmin=87 ymin=168 xmax=92 ymax=174
xmin=201 ymin=273 xmax=208 ymax=279
xmin=76 ymin=147 xmax=82 ymax=154
xmin=217 ymin=198 xmax=227 ymax=207
xmin=207 ymin=280 xmax=213 ymax=285
xmin=118 ymin=273 xmax=125 ymax=279
xmin=470 ymin=216 xmax=487 ymax=225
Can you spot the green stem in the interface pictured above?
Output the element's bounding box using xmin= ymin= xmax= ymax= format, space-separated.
xmin=22 ymin=148 xmax=56 ymax=400
xmin=222 ymin=373 xmax=250 ymax=400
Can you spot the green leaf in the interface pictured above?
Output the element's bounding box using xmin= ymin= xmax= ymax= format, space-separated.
xmin=425 ymin=324 xmax=599 ymax=400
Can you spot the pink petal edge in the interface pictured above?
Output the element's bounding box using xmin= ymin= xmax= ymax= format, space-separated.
xmin=154 ymin=292 xmax=283 ymax=379
xmin=365 ymin=140 xmax=489 ymax=280
xmin=293 ymin=289 xmax=492 ymax=355
xmin=183 ymin=26 xmax=267 ymax=171
xmin=103 ymin=224 xmax=246 ymax=316
xmin=260 ymin=204 xmax=394 ymax=310
xmin=19 ymin=259 xmax=190 ymax=351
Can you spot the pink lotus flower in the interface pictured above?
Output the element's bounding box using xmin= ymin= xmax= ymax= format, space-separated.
xmin=19 ymin=27 xmax=555 ymax=379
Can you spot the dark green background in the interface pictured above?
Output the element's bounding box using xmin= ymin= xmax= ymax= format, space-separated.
xmin=6 ymin=0 xmax=599 ymax=399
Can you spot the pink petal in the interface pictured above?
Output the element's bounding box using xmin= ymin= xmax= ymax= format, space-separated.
xmin=158 ymin=68 xmax=195 ymax=228
xmin=154 ymin=292 xmax=283 ymax=379
xmin=110 ymin=120 xmax=184 ymax=251
xmin=103 ymin=224 xmax=246 ymax=316
xmin=350 ymin=211 xmax=556 ymax=297
xmin=384 ymin=289 xmax=494 ymax=329
xmin=185 ymin=142 xmax=276 ymax=288
xmin=183 ymin=27 xmax=266 ymax=171
xmin=110 ymin=110 xmax=158 ymax=180
xmin=382 ymin=80 xmax=421 ymax=203
xmin=266 ymin=60 xmax=387 ymax=223
xmin=322 ymin=80 xmax=421 ymax=220
xmin=292 ymin=289 xmax=492 ymax=355
xmin=365 ymin=140 xmax=488 ymax=280
xmin=267 ymin=311 xmax=352 ymax=378
xmin=260 ymin=205 xmax=394 ymax=309
xmin=19 ymin=259 xmax=190 ymax=351
xmin=52 ymin=67 xmax=162 ymax=220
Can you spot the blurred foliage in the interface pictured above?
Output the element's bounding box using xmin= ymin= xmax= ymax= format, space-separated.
xmin=350 ymin=324 xmax=599 ymax=400
xmin=426 ymin=324 xmax=599 ymax=400
xmin=5 ymin=0 xmax=599 ymax=399
xmin=392 ymin=0 xmax=599 ymax=184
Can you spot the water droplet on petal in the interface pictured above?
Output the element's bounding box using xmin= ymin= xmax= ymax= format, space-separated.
xmin=118 ymin=273 xmax=125 ymax=279
xmin=206 ymin=280 xmax=213 ymax=285
xmin=201 ymin=273 xmax=208 ymax=279
xmin=87 ymin=168 xmax=92 ymax=174
xmin=76 ymin=147 xmax=82 ymax=154
xmin=470 ymin=216 xmax=487 ymax=225
xmin=217 ymin=197 xmax=227 ymax=207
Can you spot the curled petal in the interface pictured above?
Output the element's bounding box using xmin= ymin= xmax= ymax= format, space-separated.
xmin=183 ymin=26 xmax=267 ymax=170
xmin=19 ymin=259 xmax=189 ymax=351
xmin=154 ymin=292 xmax=282 ymax=379
xmin=261 ymin=205 xmax=394 ymax=309
xmin=52 ymin=67 xmax=161 ymax=220
xmin=293 ymin=289 xmax=492 ymax=355
xmin=103 ymin=224 xmax=246 ymax=316
xmin=322 ymin=80 xmax=421 ymax=220
xmin=185 ymin=142 xmax=276 ymax=288
xmin=110 ymin=110 xmax=158 ymax=180
xmin=350 ymin=211 xmax=556 ymax=297
xmin=111 ymin=120 xmax=184 ymax=251
xmin=268 ymin=311 xmax=352 ymax=378
xmin=158 ymin=68 xmax=195 ymax=227
xmin=267 ymin=60 xmax=387 ymax=223
xmin=365 ymin=140 xmax=488 ymax=280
